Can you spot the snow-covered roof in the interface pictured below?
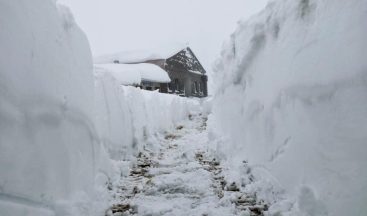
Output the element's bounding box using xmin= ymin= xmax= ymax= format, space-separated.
xmin=94 ymin=63 xmax=171 ymax=85
xmin=94 ymin=45 xmax=188 ymax=64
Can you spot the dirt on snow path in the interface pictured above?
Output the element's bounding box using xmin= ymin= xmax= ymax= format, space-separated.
xmin=105 ymin=113 xmax=269 ymax=216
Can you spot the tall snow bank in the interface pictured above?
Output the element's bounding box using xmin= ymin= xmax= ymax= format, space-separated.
xmin=0 ymin=0 xmax=100 ymax=215
xmin=94 ymin=69 xmax=200 ymax=161
xmin=210 ymin=0 xmax=367 ymax=215
xmin=0 ymin=1 xmax=200 ymax=215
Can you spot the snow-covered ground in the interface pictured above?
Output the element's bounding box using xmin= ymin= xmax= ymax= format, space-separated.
xmin=106 ymin=113 xmax=273 ymax=216
xmin=210 ymin=0 xmax=367 ymax=215
xmin=1 ymin=0 xmax=366 ymax=215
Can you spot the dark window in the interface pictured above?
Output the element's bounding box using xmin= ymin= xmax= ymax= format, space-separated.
xmin=175 ymin=79 xmax=179 ymax=91
xmin=192 ymin=82 xmax=196 ymax=94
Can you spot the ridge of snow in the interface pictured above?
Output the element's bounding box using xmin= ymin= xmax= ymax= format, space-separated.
xmin=94 ymin=63 xmax=171 ymax=85
xmin=94 ymin=45 xmax=188 ymax=64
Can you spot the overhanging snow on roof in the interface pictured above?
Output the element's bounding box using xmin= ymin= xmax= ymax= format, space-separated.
xmin=94 ymin=44 xmax=188 ymax=64
xmin=94 ymin=63 xmax=171 ymax=85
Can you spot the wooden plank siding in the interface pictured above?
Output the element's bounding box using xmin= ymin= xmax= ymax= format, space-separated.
xmin=138 ymin=47 xmax=208 ymax=98
xmin=164 ymin=48 xmax=208 ymax=97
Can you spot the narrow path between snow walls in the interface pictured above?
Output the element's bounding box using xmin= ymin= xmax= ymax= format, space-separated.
xmin=105 ymin=113 xmax=271 ymax=216
xmin=2 ymin=0 xmax=367 ymax=215
xmin=210 ymin=0 xmax=367 ymax=215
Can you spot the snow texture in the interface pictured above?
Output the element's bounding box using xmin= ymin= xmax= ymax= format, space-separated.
xmin=94 ymin=72 xmax=200 ymax=163
xmin=0 ymin=1 xmax=198 ymax=215
xmin=94 ymin=63 xmax=171 ymax=85
xmin=0 ymin=0 xmax=96 ymax=214
xmin=94 ymin=64 xmax=141 ymax=86
xmin=210 ymin=0 xmax=367 ymax=215
xmin=94 ymin=45 xmax=187 ymax=64
xmin=107 ymin=113 xmax=271 ymax=216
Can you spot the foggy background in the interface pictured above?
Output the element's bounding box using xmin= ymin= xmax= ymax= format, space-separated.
xmin=59 ymin=0 xmax=268 ymax=75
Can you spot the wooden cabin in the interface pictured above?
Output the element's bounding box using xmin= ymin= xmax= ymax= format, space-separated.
xmin=94 ymin=46 xmax=208 ymax=97
xmin=153 ymin=47 xmax=208 ymax=97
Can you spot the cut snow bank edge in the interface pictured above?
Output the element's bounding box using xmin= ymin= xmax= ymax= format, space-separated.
xmin=210 ymin=0 xmax=367 ymax=215
xmin=0 ymin=1 xmax=199 ymax=215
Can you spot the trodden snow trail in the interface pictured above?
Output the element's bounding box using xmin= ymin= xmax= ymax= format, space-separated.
xmin=106 ymin=113 xmax=269 ymax=216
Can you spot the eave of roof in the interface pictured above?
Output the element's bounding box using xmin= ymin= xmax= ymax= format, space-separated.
xmin=94 ymin=45 xmax=188 ymax=64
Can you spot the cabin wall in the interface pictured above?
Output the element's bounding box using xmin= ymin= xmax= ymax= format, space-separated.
xmin=166 ymin=70 xmax=186 ymax=95
xmin=142 ymin=49 xmax=208 ymax=98
xmin=164 ymin=49 xmax=208 ymax=98
xmin=167 ymin=69 xmax=207 ymax=97
xmin=160 ymin=83 xmax=168 ymax=93
xmin=201 ymin=75 xmax=208 ymax=96
xmin=184 ymin=72 xmax=207 ymax=97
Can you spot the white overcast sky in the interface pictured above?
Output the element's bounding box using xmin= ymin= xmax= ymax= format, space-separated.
xmin=60 ymin=0 xmax=268 ymax=73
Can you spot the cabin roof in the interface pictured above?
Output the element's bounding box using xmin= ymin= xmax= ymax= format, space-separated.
xmin=166 ymin=47 xmax=207 ymax=75
xmin=94 ymin=44 xmax=188 ymax=64
xmin=94 ymin=63 xmax=171 ymax=85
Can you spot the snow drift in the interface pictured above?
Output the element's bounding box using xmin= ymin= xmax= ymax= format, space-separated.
xmin=0 ymin=0 xmax=96 ymax=215
xmin=94 ymin=45 xmax=187 ymax=64
xmin=94 ymin=63 xmax=171 ymax=86
xmin=94 ymin=69 xmax=200 ymax=162
xmin=0 ymin=0 xmax=198 ymax=215
xmin=210 ymin=0 xmax=367 ymax=215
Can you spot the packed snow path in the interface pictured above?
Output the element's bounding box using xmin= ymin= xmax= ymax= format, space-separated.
xmin=106 ymin=113 xmax=269 ymax=216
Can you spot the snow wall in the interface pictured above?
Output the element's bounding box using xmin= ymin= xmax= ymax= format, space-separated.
xmin=210 ymin=0 xmax=367 ymax=215
xmin=94 ymin=70 xmax=200 ymax=163
xmin=0 ymin=1 xmax=198 ymax=215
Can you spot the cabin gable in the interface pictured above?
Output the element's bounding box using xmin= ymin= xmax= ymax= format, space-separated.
xmin=164 ymin=47 xmax=208 ymax=97
xmin=95 ymin=46 xmax=208 ymax=97
xmin=165 ymin=48 xmax=206 ymax=75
